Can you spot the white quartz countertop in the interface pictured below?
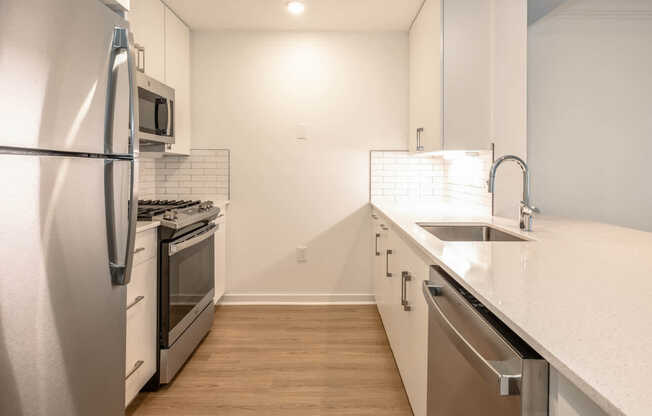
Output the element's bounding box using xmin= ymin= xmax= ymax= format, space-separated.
xmin=136 ymin=221 xmax=159 ymax=233
xmin=372 ymin=201 xmax=652 ymax=416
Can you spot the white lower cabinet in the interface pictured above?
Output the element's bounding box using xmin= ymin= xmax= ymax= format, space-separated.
xmin=125 ymin=228 xmax=158 ymax=407
xmin=371 ymin=210 xmax=428 ymax=416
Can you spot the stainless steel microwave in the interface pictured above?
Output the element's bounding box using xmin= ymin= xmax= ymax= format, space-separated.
xmin=137 ymin=72 xmax=175 ymax=145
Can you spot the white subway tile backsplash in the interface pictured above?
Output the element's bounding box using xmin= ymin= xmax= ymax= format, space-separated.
xmin=370 ymin=150 xmax=492 ymax=214
xmin=138 ymin=149 xmax=230 ymax=202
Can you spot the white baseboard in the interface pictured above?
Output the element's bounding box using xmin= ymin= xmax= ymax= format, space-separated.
xmin=219 ymin=292 xmax=376 ymax=305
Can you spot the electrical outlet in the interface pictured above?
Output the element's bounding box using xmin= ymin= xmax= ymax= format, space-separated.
xmin=296 ymin=246 xmax=307 ymax=263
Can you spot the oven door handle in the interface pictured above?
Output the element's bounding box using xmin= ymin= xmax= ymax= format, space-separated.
xmin=168 ymin=224 xmax=217 ymax=256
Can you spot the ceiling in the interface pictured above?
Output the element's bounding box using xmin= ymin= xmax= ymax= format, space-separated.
xmin=163 ymin=0 xmax=424 ymax=32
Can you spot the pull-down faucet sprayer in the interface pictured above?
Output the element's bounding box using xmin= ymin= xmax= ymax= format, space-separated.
xmin=488 ymin=155 xmax=539 ymax=231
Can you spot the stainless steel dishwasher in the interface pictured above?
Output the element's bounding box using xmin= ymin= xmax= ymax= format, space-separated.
xmin=423 ymin=266 xmax=549 ymax=416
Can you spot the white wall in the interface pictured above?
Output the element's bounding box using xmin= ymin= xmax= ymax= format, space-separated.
xmin=528 ymin=0 xmax=652 ymax=231
xmin=191 ymin=31 xmax=408 ymax=301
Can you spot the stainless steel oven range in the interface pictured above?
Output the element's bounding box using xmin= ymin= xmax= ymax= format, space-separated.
xmin=138 ymin=199 xmax=221 ymax=387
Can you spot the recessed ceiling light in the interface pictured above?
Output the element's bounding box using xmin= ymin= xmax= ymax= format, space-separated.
xmin=287 ymin=1 xmax=305 ymax=15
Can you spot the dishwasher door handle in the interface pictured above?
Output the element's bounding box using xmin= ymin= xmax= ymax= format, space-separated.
xmin=422 ymin=280 xmax=522 ymax=396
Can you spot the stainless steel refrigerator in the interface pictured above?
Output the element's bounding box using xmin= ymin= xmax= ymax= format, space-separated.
xmin=0 ymin=0 xmax=139 ymax=415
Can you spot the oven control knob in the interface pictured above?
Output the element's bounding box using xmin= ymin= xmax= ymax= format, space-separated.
xmin=199 ymin=201 xmax=213 ymax=211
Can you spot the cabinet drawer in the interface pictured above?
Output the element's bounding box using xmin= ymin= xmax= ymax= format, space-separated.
xmin=125 ymin=259 xmax=157 ymax=406
xmin=133 ymin=228 xmax=157 ymax=266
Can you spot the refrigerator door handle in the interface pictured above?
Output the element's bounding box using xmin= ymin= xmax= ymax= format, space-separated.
xmin=105 ymin=26 xmax=139 ymax=286
xmin=105 ymin=27 xmax=139 ymax=156
xmin=106 ymin=158 xmax=139 ymax=286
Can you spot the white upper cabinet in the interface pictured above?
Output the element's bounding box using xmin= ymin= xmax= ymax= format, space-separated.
xmin=442 ymin=0 xmax=493 ymax=151
xmin=409 ymin=0 xmax=526 ymax=153
xmin=128 ymin=0 xmax=165 ymax=82
xmin=409 ymin=0 xmax=443 ymax=154
xmin=164 ymin=8 xmax=191 ymax=155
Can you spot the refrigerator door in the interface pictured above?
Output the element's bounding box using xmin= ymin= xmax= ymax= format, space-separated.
xmin=0 ymin=0 xmax=132 ymax=155
xmin=0 ymin=154 xmax=131 ymax=416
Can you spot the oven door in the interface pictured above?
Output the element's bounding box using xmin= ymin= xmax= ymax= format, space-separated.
xmin=161 ymin=223 xmax=216 ymax=348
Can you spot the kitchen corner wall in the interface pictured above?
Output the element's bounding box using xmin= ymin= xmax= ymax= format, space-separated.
xmin=370 ymin=150 xmax=492 ymax=213
xmin=190 ymin=31 xmax=409 ymax=303
xmin=138 ymin=149 xmax=230 ymax=202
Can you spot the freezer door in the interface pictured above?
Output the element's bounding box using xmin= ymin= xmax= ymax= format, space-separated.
xmin=0 ymin=0 xmax=132 ymax=155
xmin=0 ymin=155 xmax=129 ymax=416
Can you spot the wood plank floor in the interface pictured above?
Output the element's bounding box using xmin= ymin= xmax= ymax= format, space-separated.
xmin=127 ymin=305 xmax=413 ymax=416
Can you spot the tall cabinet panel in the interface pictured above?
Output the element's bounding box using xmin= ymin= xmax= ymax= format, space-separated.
xmin=409 ymin=0 xmax=443 ymax=154
xmin=442 ymin=0 xmax=493 ymax=151
xmin=164 ymin=7 xmax=192 ymax=155
xmin=128 ymin=0 xmax=165 ymax=82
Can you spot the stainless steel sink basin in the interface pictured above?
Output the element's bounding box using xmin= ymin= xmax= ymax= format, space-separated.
xmin=417 ymin=224 xmax=528 ymax=242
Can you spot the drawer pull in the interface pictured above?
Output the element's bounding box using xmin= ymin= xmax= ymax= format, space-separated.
xmin=125 ymin=360 xmax=144 ymax=380
xmin=134 ymin=247 xmax=145 ymax=254
xmin=126 ymin=296 xmax=145 ymax=311
xmin=401 ymin=271 xmax=412 ymax=311
xmin=375 ymin=233 xmax=381 ymax=256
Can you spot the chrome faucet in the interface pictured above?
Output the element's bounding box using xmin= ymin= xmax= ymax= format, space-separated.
xmin=488 ymin=155 xmax=539 ymax=231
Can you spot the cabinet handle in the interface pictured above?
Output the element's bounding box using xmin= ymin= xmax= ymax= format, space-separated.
xmin=125 ymin=360 xmax=144 ymax=380
xmin=416 ymin=127 xmax=424 ymax=152
xmin=401 ymin=271 xmax=412 ymax=311
xmin=371 ymin=214 xmax=379 ymax=220
xmin=134 ymin=247 xmax=145 ymax=254
xmin=385 ymin=249 xmax=393 ymax=277
xmin=134 ymin=43 xmax=145 ymax=73
xmin=126 ymin=295 xmax=145 ymax=311
xmin=375 ymin=233 xmax=381 ymax=256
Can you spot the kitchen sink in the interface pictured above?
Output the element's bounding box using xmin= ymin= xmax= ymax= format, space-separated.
xmin=417 ymin=224 xmax=528 ymax=242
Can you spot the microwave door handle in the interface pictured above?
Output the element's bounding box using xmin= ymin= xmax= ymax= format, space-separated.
xmin=154 ymin=99 xmax=161 ymax=133
xmin=168 ymin=225 xmax=218 ymax=256
xmin=105 ymin=27 xmax=139 ymax=286
xmin=166 ymin=99 xmax=172 ymax=137
xmin=422 ymin=281 xmax=522 ymax=396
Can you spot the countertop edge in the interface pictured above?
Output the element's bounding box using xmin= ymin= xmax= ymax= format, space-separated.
xmin=370 ymin=202 xmax=625 ymax=416
xmin=136 ymin=221 xmax=160 ymax=233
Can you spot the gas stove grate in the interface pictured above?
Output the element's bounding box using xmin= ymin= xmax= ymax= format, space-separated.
xmin=137 ymin=200 xmax=201 ymax=220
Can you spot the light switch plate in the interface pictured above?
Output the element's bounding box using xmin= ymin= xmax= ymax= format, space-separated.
xmin=296 ymin=246 xmax=307 ymax=263
xmin=296 ymin=124 xmax=307 ymax=141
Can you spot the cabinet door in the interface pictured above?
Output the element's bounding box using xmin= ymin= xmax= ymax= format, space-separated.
xmin=409 ymin=0 xmax=443 ymax=154
xmin=371 ymin=213 xmax=384 ymax=306
xmin=125 ymin=255 xmax=157 ymax=406
xmin=128 ymin=0 xmax=165 ymax=82
xmin=375 ymin=218 xmax=394 ymax=337
xmin=442 ymin=0 xmax=492 ymax=151
xmin=164 ymin=7 xmax=192 ymax=155
xmin=398 ymin=240 xmax=430 ymax=416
